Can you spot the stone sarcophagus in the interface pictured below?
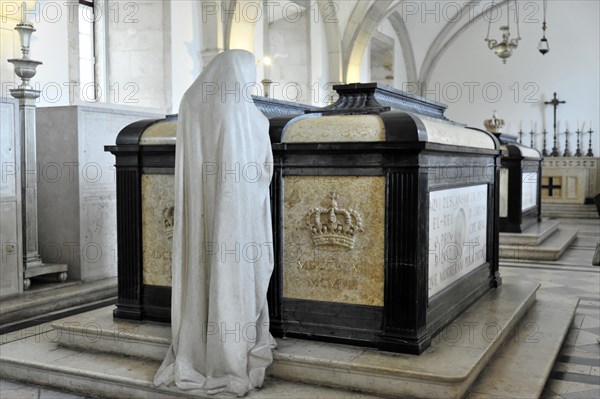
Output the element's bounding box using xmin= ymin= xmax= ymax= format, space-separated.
xmin=496 ymin=134 xmax=542 ymax=233
xmin=268 ymin=84 xmax=501 ymax=354
xmin=106 ymin=84 xmax=502 ymax=355
xmin=105 ymin=97 xmax=317 ymax=321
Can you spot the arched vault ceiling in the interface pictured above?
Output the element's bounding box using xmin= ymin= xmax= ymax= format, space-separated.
xmin=342 ymin=0 xmax=510 ymax=90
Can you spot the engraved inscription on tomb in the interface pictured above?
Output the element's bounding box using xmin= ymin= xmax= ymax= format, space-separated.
xmin=428 ymin=184 xmax=488 ymax=298
xmin=142 ymin=174 xmax=175 ymax=287
xmin=521 ymin=172 xmax=538 ymax=211
xmin=283 ymin=176 xmax=385 ymax=306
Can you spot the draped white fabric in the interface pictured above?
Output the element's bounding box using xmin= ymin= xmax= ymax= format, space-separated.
xmin=153 ymin=50 xmax=275 ymax=397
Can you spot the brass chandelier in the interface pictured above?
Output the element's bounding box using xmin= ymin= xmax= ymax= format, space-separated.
xmin=484 ymin=0 xmax=521 ymax=64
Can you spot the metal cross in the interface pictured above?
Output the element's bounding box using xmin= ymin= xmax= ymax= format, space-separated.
xmin=544 ymin=92 xmax=566 ymax=137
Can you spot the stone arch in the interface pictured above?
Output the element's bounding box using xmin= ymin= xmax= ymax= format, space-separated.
xmin=224 ymin=0 xmax=258 ymax=52
xmin=343 ymin=0 xmax=394 ymax=83
xmin=317 ymin=0 xmax=343 ymax=84
xmin=387 ymin=10 xmax=417 ymax=85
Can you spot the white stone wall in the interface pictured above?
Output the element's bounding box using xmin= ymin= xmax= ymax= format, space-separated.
xmin=268 ymin=6 xmax=311 ymax=104
xmin=106 ymin=0 xmax=169 ymax=112
xmin=35 ymin=104 xmax=162 ymax=282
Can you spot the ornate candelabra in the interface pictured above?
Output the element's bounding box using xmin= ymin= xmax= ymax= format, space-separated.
xmin=574 ymin=129 xmax=582 ymax=157
xmin=562 ymin=129 xmax=571 ymax=157
xmin=550 ymin=129 xmax=559 ymax=156
xmin=529 ymin=129 xmax=535 ymax=149
xmin=7 ymin=19 xmax=68 ymax=289
xmin=261 ymin=79 xmax=273 ymax=98
xmin=587 ymin=128 xmax=595 ymax=157
xmin=7 ymin=22 xmax=42 ymax=90
xmin=541 ymin=130 xmax=548 ymax=156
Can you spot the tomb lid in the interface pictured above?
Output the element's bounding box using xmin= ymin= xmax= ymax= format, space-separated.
xmin=281 ymin=112 xmax=498 ymax=150
xmin=312 ymin=83 xmax=447 ymax=119
xmin=129 ymin=97 xmax=315 ymax=146
xmin=496 ymin=133 xmax=542 ymax=160
xmin=274 ymin=83 xmax=497 ymax=150
xmin=140 ymin=119 xmax=176 ymax=145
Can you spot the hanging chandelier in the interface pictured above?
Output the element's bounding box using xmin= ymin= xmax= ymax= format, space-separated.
xmin=484 ymin=0 xmax=521 ymax=64
xmin=538 ymin=0 xmax=550 ymax=55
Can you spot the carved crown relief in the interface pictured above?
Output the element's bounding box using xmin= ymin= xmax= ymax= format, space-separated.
xmin=163 ymin=205 xmax=174 ymax=241
xmin=305 ymin=192 xmax=364 ymax=250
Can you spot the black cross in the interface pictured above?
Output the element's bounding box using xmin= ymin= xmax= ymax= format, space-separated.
xmin=542 ymin=177 xmax=561 ymax=196
xmin=544 ymin=92 xmax=566 ymax=136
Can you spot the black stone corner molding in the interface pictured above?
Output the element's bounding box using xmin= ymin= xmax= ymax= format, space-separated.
xmin=307 ymin=82 xmax=448 ymax=119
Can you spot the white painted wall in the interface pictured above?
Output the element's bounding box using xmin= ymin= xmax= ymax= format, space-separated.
xmin=427 ymin=0 xmax=599 ymax=154
xmin=169 ymin=0 xmax=202 ymax=113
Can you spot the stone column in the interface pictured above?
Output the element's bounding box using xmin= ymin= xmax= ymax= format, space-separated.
xmin=8 ymin=21 xmax=68 ymax=289
xmin=10 ymin=89 xmax=41 ymax=266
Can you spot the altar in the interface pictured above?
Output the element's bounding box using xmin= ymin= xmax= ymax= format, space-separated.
xmin=106 ymin=83 xmax=502 ymax=355
xmin=541 ymin=157 xmax=600 ymax=204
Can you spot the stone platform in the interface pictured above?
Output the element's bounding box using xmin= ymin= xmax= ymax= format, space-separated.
xmin=500 ymin=220 xmax=578 ymax=261
xmin=0 ymin=277 xmax=578 ymax=398
xmin=0 ymin=277 xmax=117 ymax=329
xmin=542 ymin=203 xmax=600 ymax=219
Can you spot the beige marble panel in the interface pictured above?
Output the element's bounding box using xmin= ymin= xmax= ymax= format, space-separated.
xmin=139 ymin=121 xmax=177 ymax=145
xmin=283 ymin=115 xmax=385 ymax=143
xmin=141 ymin=175 xmax=174 ymax=287
xmin=421 ymin=119 xmax=496 ymax=149
xmin=283 ymin=176 xmax=385 ymax=306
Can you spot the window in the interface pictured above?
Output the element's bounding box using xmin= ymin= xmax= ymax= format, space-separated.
xmin=79 ymin=0 xmax=96 ymax=101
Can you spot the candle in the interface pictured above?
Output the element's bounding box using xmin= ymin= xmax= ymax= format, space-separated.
xmin=566 ymin=121 xmax=570 ymax=131
xmin=581 ymin=122 xmax=586 ymax=132
xmin=577 ymin=120 xmax=580 ymax=131
xmin=531 ymin=121 xmax=534 ymax=131
xmin=21 ymin=1 xmax=26 ymax=23
xmin=519 ymin=120 xmax=523 ymax=131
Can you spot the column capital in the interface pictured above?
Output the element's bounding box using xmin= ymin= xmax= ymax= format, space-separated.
xmin=10 ymin=88 xmax=41 ymax=101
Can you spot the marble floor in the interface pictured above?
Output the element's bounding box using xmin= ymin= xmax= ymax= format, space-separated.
xmin=503 ymin=218 xmax=600 ymax=399
xmin=1 ymin=218 xmax=598 ymax=399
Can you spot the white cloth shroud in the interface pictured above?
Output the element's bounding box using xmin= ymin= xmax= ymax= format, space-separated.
xmin=153 ymin=49 xmax=275 ymax=397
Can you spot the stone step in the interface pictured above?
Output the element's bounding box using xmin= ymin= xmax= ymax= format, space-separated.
xmin=542 ymin=204 xmax=599 ymax=219
xmin=500 ymin=227 xmax=579 ymax=261
xmin=20 ymin=278 xmax=540 ymax=398
xmin=466 ymin=295 xmax=578 ymax=398
xmin=500 ymin=220 xmax=560 ymax=246
xmin=0 ymin=277 xmax=117 ymax=325
xmin=0 ymin=297 xmax=116 ymax=336
xmin=0 ymin=339 xmax=383 ymax=399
